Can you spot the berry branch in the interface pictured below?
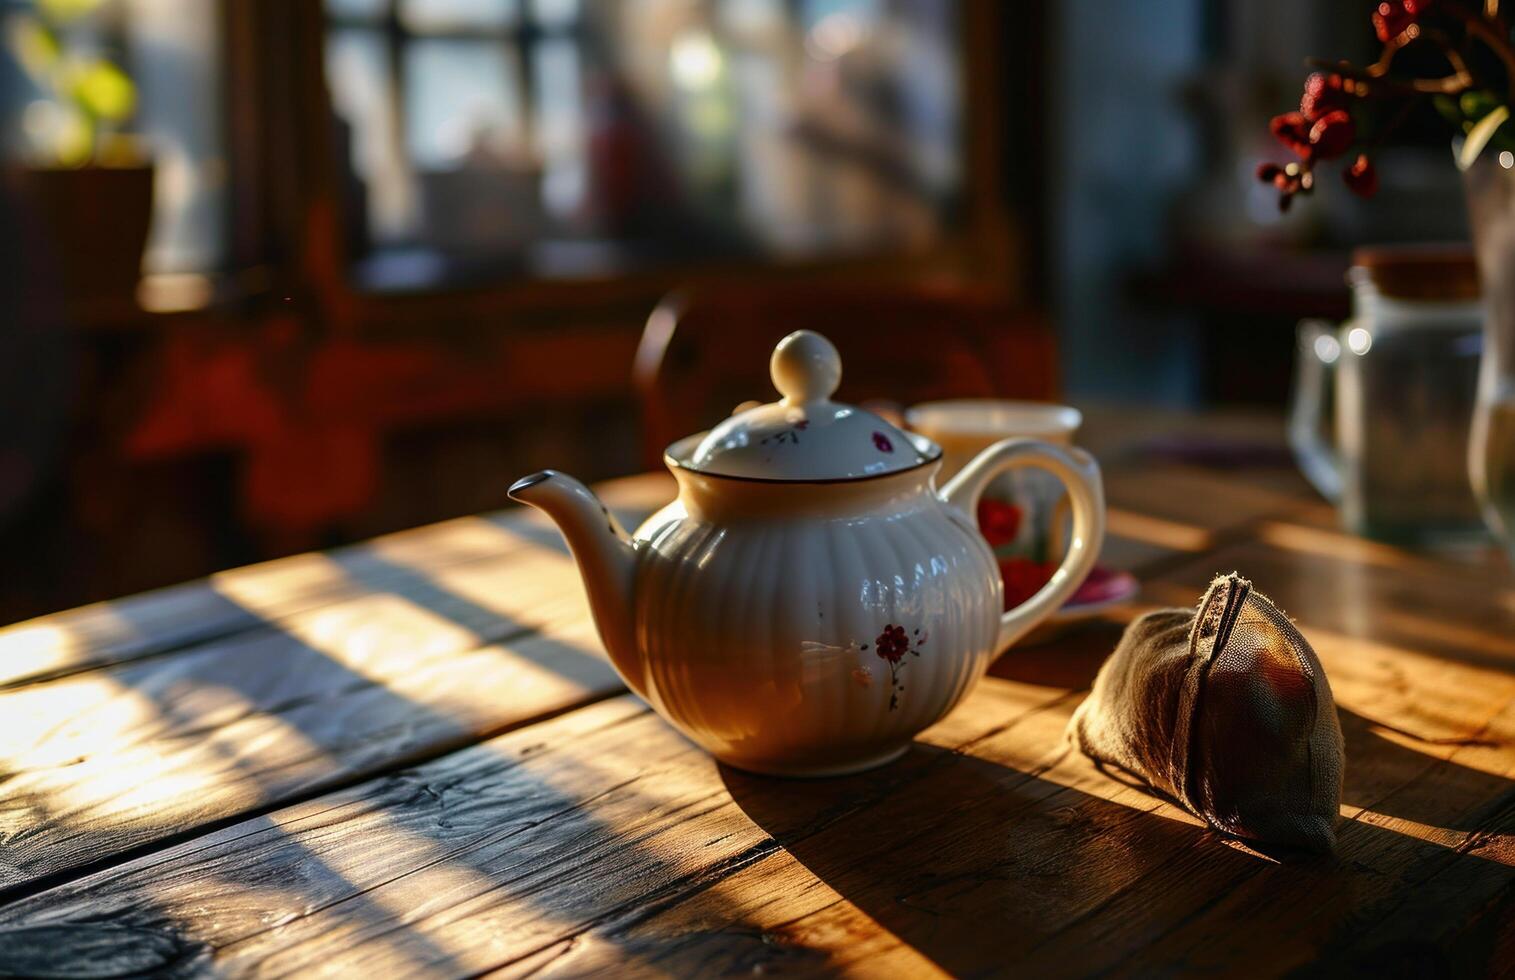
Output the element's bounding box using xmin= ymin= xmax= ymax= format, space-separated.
xmin=1261 ymin=0 xmax=1515 ymax=210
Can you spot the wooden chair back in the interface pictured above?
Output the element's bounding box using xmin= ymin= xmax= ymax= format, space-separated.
xmin=632 ymin=282 xmax=1059 ymax=467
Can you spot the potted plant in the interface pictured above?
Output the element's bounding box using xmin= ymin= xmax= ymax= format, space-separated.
xmin=1258 ymin=0 xmax=1515 ymax=559
xmin=8 ymin=0 xmax=152 ymax=301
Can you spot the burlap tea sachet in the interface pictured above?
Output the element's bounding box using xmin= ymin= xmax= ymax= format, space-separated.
xmin=1068 ymin=573 xmax=1344 ymax=852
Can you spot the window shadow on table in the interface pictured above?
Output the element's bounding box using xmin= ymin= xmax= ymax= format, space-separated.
xmin=0 ymin=608 xmax=530 ymax=975
xmin=718 ymin=745 xmax=1245 ymax=975
xmin=0 ymin=497 xmax=785 ymax=976
xmin=718 ymin=738 xmax=1513 ymax=976
xmin=1335 ymin=706 xmax=1515 ymax=834
xmin=988 ymin=619 xmax=1126 ymax=690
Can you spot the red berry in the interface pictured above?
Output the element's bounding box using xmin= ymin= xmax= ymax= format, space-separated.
xmin=1300 ymin=72 xmax=1348 ymax=121
xmin=998 ymin=559 xmax=1055 ymax=610
xmin=1372 ymin=0 xmax=1431 ymax=43
xmin=1309 ymin=110 xmax=1355 ymax=160
xmin=976 ymin=499 xmax=1023 ymax=548
xmin=1344 ymin=154 xmax=1379 ymax=198
xmin=1270 ymin=112 xmax=1314 ymax=159
xmin=1256 ymin=162 xmax=1283 ymax=182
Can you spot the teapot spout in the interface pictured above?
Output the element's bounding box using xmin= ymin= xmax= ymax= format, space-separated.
xmin=507 ymin=470 xmax=646 ymax=699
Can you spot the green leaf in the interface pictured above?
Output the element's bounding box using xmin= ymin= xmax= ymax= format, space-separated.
xmin=1461 ymin=90 xmax=1502 ymax=120
xmin=1434 ymin=95 xmax=1465 ymax=127
xmin=53 ymin=105 xmax=92 ymax=166
xmin=37 ymin=0 xmax=106 ymax=22
xmin=6 ymin=16 xmax=61 ymax=84
xmin=1459 ymin=103 xmax=1510 ymax=170
xmin=68 ymin=58 xmax=135 ymax=122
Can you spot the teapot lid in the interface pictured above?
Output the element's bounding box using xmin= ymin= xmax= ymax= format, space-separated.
xmin=681 ymin=330 xmax=939 ymax=481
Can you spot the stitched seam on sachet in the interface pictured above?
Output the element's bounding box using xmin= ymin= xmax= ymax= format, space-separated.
xmin=1172 ymin=574 xmax=1250 ymax=815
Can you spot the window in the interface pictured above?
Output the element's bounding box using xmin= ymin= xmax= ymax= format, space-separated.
xmin=324 ymin=0 xmax=965 ymax=287
xmin=1 ymin=0 xmax=225 ymax=274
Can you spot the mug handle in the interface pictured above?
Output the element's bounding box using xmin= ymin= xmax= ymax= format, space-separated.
xmin=940 ymin=438 xmax=1106 ymax=652
xmin=1287 ymin=319 xmax=1344 ymax=503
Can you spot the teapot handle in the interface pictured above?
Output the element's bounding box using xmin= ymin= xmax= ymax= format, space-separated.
xmin=940 ymin=438 xmax=1106 ymax=653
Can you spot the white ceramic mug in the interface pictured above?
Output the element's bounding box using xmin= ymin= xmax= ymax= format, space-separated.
xmin=907 ymin=401 xmax=1085 ymax=599
xmin=906 ymin=401 xmax=1083 ymax=483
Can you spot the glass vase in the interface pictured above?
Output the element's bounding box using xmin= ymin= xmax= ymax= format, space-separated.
xmin=1464 ymin=156 xmax=1515 ymax=561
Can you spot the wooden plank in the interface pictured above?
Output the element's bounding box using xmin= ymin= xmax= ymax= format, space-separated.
xmin=539 ymin=649 xmax=1515 ymax=976
xmin=0 ymin=475 xmax=675 ymax=689
xmin=1101 ymin=463 xmax=1307 ymax=538
xmin=4 ymin=514 xmax=1512 ymax=978
xmin=502 ymin=532 xmax=1515 ymax=976
xmin=996 ymin=536 xmax=1515 ymax=973
xmin=0 ymin=680 xmax=1076 ymax=978
xmin=0 ymin=478 xmax=679 ymax=898
xmin=5 ymin=642 xmax=1506 ymax=978
xmin=513 ymin=682 xmax=1213 ymax=978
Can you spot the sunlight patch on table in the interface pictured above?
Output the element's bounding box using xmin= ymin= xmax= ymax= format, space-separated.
xmin=1373 ymin=606 xmax=1515 ymax=661
xmin=0 ymin=624 xmax=79 ymax=688
xmin=0 ymin=667 xmax=187 ymax=768
xmin=223 ymin=703 xmax=683 ymax=976
xmin=7 ymin=680 xmax=277 ymax=833
xmin=209 ymin=520 xmax=577 ymax=629
xmin=1307 ymin=634 xmax=1515 ymax=763
xmin=1256 ymin=521 xmax=1426 ymax=572
xmin=1348 ymin=806 xmax=1514 ymax=867
xmin=1104 ymin=509 xmax=1213 ymax=553
xmin=291 ymin=593 xmax=485 ymax=669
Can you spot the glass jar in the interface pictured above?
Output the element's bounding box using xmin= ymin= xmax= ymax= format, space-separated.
xmin=1290 ymin=246 xmax=1486 ymax=545
xmin=1464 ymin=157 xmax=1515 ymax=562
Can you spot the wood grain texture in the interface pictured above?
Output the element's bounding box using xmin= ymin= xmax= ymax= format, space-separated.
xmin=534 ymin=579 xmax=1515 ymax=978
xmin=0 ymin=476 xmax=675 ymax=689
xmin=0 ymin=478 xmax=674 ymax=898
xmin=3 ymin=629 xmax=1508 ymax=977
xmin=4 ymin=432 xmax=1514 ymax=976
xmin=0 ymin=682 xmax=1074 ymax=978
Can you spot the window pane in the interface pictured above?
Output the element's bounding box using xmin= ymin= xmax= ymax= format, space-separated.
xmin=325 ymin=0 xmax=966 ymax=283
xmin=404 ymin=39 xmax=533 ymax=254
xmin=719 ymin=0 xmax=784 ymax=41
xmin=327 ymin=27 xmax=416 ymax=242
xmin=530 ymin=0 xmax=578 ymax=29
xmin=403 ymin=39 xmax=523 ymax=169
xmin=327 ymin=0 xmax=389 ymax=21
xmin=125 ymin=0 xmax=225 ymax=273
xmin=533 ymin=37 xmax=584 ymax=217
xmin=399 ymin=0 xmax=518 ymax=32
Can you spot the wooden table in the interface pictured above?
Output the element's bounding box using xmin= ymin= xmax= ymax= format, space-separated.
xmin=2 ymin=411 xmax=1513 ymax=977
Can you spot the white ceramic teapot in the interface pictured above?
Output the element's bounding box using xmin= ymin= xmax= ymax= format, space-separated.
xmin=509 ymin=330 xmax=1105 ymax=776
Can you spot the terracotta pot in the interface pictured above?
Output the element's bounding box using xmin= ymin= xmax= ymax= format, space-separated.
xmin=21 ymin=164 xmax=154 ymax=301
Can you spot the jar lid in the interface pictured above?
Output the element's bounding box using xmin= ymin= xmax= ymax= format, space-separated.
xmin=680 ymin=330 xmax=938 ymax=481
xmin=1350 ymin=244 xmax=1480 ymax=301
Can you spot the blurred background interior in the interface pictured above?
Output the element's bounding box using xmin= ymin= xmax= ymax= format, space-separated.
xmin=0 ymin=0 xmax=1474 ymax=622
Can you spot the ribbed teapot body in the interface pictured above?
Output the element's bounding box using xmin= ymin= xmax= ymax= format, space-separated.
xmin=629 ymin=462 xmax=1003 ymax=776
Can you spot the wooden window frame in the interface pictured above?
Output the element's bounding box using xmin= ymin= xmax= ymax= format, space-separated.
xmin=223 ymin=0 xmax=1031 ymax=335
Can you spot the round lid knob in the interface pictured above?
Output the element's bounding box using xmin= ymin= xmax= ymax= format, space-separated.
xmin=771 ymin=330 xmax=841 ymax=405
xmin=677 ymin=329 xmax=939 ymax=480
